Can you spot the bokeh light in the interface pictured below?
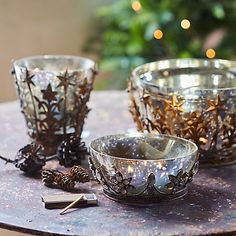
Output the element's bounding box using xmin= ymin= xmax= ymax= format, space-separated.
xmin=181 ymin=19 xmax=191 ymax=29
xmin=132 ymin=1 xmax=142 ymax=12
xmin=206 ymin=48 xmax=216 ymax=58
xmin=154 ymin=29 xmax=163 ymax=40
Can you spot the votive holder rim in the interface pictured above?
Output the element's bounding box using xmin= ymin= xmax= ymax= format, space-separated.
xmin=131 ymin=58 xmax=236 ymax=92
xmin=13 ymin=54 xmax=97 ymax=72
xmin=89 ymin=133 xmax=198 ymax=162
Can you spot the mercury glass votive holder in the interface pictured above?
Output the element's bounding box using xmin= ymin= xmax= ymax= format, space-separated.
xmin=89 ymin=133 xmax=198 ymax=204
xmin=12 ymin=55 xmax=97 ymax=155
xmin=129 ymin=58 xmax=236 ymax=166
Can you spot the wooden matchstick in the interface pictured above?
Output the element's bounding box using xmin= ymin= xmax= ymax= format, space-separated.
xmin=59 ymin=194 xmax=84 ymax=215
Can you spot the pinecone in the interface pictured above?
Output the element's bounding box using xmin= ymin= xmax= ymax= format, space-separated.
xmin=15 ymin=142 xmax=46 ymax=175
xmin=54 ymin=173 xmax=75 ymax=190
xmin=41 ymin=169 xmax=58 ymax=186
xmin=69 ymin=165 xmax=90 ymax=183
xmin=57 ymin=136 xmax=88 ymax=167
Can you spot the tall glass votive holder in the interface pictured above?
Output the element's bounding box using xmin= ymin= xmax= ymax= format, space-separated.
xmin=12 ymin=55 xmax=97 ymax=155
xmin=129 ymin=59 xmax=236 ymax=167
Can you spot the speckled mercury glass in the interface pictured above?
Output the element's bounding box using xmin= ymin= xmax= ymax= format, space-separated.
xmin=89 ymin=133 xmax=198 ymax=203
xmin=129 ymin=59 xmax=236 ymax=166
xmin=12 ymin=55 xmax=97 ymax=154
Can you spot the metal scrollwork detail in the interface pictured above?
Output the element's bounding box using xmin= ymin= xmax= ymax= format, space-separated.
xmin=14 ymin=68 xmax=95 ymax=155
xmin=110 ymin=172 xmax=135 ymax=196
xmin=128 ymin=80 xmax=236 ymax=165
xmin=166 ymin=161 xmax=199 ymax=194
xmin=90 ymin=154 xmax=198 ymax=200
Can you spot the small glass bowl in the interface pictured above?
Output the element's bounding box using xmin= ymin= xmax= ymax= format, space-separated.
xmin=129 ymin=59 xmax=236 ymax=166
xmin=89 ymin=133 xmax=198 ymax=204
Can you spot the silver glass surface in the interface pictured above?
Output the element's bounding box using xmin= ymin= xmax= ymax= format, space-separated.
xmin=89 ymin=133 xmax=198 ymax=203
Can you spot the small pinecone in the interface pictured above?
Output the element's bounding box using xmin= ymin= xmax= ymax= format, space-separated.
xmin=15 ymin=142 xmax=45 ymax=175
xmin=41 ymin=169 xmax=58 ymax=186
xmin=54 ymin=173 xmax=75 ymax=190
xmin=57 ymin=136 xmax=88 ymax=167
xmin=69 ymin=165 xmax=90 ymax=183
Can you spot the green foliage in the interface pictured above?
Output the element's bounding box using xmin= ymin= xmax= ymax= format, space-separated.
xmin=85 ymin=0 xmax=236 ymax=88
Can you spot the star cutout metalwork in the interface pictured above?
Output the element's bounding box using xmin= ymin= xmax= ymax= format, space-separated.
xmin=56 ymin=69 xmax=75 ymax=89
xmin=78 ymin=79 xmax=89 ymax=95
xmin=23 ymin=68 xmax=35 ymax=86
xmin=206 ymin=95 xmax=225 ymax=113
xmin=165 ymin=94 xmax=185 ymax=116
xmin=41 ymin=84 xmax=57 ymax=102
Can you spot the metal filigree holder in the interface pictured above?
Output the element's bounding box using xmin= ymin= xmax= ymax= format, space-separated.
xmin=92 ymin=162 xmax=195 ymax=204
xmin=12 ymin=55 xmax=97 ymax=155
xmin=128 ymin=59 xmax=236 ymax=167
xmin=89 ymin=133 xmax=198 ymax=204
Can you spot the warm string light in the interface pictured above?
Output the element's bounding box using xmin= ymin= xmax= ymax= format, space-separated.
xmin=153 ymin=19 xmax=191 ymax=40
xmin=132 ymin=7 xmax=214 ymax=57
xmin=132 ymin=1 xmax=142 ymax=12
xmin=206 ymin=48 xmax=216 ymax=58
xmin=153 ymin=29 xmax=163 ymax=40
xmin=180 ymin=19 xmax=191 ymax=29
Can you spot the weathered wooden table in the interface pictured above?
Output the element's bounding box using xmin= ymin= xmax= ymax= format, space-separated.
xmin=0 ymin=91 xmax=235 ymax=236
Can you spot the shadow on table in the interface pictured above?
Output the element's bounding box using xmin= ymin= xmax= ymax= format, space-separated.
xmin=111 ymin=182 xmax=234 ymax=224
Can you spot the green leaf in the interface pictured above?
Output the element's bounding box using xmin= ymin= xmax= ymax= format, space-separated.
xmin=99 ymin=58 xmax=128 ymax=71
xmin=84 ymin=0 xmax=236 ymax=90
xmin=126 ymin=42 xmax=143 ymax=55
xmin=144 ymin=21 xmax=159 ymax=40
xmin=178 ymin=51 xmax=192 ymax=58
xmin=212 ymin=4 xmax=225 ymax=19
xmin=160 ymin=11 xmax=174 ymax=23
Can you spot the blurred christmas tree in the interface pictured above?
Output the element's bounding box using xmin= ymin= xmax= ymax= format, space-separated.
xmin=84 ymin=0 xmax=236 ymax=89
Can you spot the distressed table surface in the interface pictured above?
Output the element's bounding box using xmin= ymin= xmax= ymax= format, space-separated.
xmin=0 ymin=91 xmax=235 ymax=236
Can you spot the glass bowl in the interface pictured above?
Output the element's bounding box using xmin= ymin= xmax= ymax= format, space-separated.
xmin=129 ymin=59 xmax=236 ymax=166
xmin=12 ymin=55 xmax=97 ymax=155
xmin=89 ymin=133 xmax=198 ymax=204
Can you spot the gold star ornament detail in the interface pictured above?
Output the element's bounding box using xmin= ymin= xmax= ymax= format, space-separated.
xmin=165 ymin=94 xmax=185 ymax=116
xmin=206 ymin=95 xmax=225 ymax=113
